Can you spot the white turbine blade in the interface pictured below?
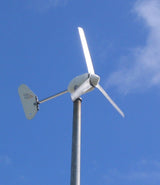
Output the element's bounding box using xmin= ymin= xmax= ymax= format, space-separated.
xmin=96 ymin=84 xmax=125 ymax=118
xmin=78 ymin=27 xmax=95 ymax=74
xmin=71 ymin=79 xmax=93 ymax=101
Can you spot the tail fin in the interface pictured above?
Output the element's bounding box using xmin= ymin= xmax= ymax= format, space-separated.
xmin=18 ymin=84 xmax=39 ymax=120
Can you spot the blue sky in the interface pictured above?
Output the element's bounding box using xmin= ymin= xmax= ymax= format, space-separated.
xmin=1 ymin=0 xmax=160 ymax=184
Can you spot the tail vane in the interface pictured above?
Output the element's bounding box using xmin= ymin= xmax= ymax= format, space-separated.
xmin=18 ymin=84 xmax=39 ymax=120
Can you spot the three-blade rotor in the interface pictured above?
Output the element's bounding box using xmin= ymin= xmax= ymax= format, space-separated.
xmin=18 ymin=27 xmax=125 ymax=119
xmin=74 ymin=27 xmax=125 ymax=117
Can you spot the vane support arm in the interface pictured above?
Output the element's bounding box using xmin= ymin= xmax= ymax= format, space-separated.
xmin=38 ymin=90 xmax=68 ymax=104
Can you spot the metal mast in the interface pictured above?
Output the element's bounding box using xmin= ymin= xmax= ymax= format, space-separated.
xmin=70 ymin=98 xmax=82 ymax=185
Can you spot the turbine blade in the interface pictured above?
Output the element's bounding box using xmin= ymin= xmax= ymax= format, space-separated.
xmin=96 ymin=84 xmax=125 ymax=118
xmin=78 ymin=27 xmax=95 ymax=74
xmin=71 ymin=78 xmax=93 ymax=101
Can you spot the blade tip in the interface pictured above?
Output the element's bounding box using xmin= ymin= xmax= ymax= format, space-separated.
xmin=121 ymin=113 xmax=125 ymax=118
xmin=78 ymin=27 xmax=83 ymax=32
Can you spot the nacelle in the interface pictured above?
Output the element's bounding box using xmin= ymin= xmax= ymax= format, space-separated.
xmin=68 ymin=73 xmax=100 ymax=94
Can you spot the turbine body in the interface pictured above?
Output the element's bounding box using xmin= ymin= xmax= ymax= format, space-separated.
xmin=18 ymin=27 xmax=125 ymax=119
xmin=68 ymin=73 xmax=90 ymax=93
xmin=68 ymin=73 xmax=100 ymax=98
xmin=18 ymin=26 xmax=125 ymax=185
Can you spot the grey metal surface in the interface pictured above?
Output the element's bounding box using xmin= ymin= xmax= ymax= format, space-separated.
xmin=38 ymin=90 xmax=68 ymax=104
xmin=68 ymin=73 xmax=89 ymax=94
xmin=71 ymin=78 xmax=92 ymax=101
xmin=18 ymin=84 xmax=38 ymax=120
xmin=70 ymin=98 xmax=82 ymax=185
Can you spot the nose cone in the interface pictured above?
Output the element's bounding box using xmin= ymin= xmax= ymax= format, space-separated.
xmin=90 ymin=74 xmax=100 ymax=87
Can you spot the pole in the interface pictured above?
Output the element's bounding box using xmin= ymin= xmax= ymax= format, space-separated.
xmin=70 ymin=98 xmax=82 ymax=185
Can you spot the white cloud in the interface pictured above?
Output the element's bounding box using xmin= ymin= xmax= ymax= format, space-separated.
xmin=106 ymin=0 xmax=160 ymax=94
xmin=136 ymin=159 xmax=160 ymax=169
xmin=104 ymin=159 xmax=160 ymax=185
xmin=0 ymin=155 xmax=11 ymax=165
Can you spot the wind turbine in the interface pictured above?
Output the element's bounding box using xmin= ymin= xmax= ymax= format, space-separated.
xmin=18 ymin=27 xmax=124 ymax=185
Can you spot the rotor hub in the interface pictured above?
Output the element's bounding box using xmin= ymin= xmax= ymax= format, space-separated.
xmin=90 ymin=74 xmax=100 ymax=87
